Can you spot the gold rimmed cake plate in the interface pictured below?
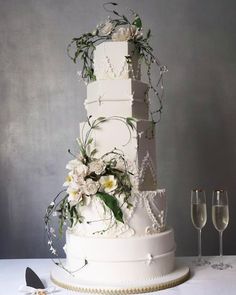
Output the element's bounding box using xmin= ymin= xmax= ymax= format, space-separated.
xmin=51 ymin=262 xmax=190 ymax=294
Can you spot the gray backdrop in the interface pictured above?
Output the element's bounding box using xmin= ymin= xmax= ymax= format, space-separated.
xmin=1 ymin=0 xmax=236 ymax=258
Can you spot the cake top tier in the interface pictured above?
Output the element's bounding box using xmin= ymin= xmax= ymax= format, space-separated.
xmin=67 ymin=2 xmax=167 ymax=123
xmin=67 ymin=3 xmax=158 ymax=82
xmin=93 ymin=41 xmax=141 ymax=81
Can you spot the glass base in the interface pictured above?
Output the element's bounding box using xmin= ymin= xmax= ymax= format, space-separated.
xmin=211 ymin=262 xmax=232 ymax=270
xmin=192 ymin=257 xmax=211 ymax=267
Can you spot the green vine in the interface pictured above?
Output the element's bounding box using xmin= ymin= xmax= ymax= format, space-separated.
xmin=67 ymin=2 xmax=167 ymax=124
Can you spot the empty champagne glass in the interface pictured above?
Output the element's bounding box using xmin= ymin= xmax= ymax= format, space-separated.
xmin=191 ymin=189 xmax=209 ymax=266
xmin=212 ymin=189 xmax=231 ymax=270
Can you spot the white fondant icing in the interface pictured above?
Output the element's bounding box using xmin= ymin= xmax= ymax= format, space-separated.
xmin=85 ymin=79 xmax=149 ymax=119
xmin=79 ymin=119 xmax=157 ymax=190
xmin=94 ymin=42 xmax=141 ymax=80
xmin=63 ymin=40 xmax=177 ymax=285
xmin=66 ymin=228 xmax=175 ymax=283
xmin=71 ymin=189 xmax=167 ymax=238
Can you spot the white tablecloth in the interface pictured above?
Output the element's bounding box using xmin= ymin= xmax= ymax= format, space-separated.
xmin=0 ymin=256 xmax=236 ymax=294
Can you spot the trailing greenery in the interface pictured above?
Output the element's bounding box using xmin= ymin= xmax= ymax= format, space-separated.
xmin=44 ymin=115 xmax=135 ymax=252
xmin=67 ymin=2 xmax=167 ymax=124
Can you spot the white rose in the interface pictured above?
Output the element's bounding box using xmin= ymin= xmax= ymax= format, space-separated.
xmin=112 ymin=25 xmax=143 ymax=42
xmin=100 ymin=21 xmax=114 ymax=36
xmin=112 ymin=27 xmax=131 ymax=41
xmin=66 ymin=159 xmax=88 ymax=177
xmin=89 ymin=160 xmax=106 ymax=175
xmin=66 ymin=159 xmax=82 ymax=170
xmin=99 ymin=175 xmax=118 ymax=193
xmin=75 ymin=163 xmax=88 ymax=177
xmin=115 ymin=157 xmax=126 ymax=171
xmin=83 ymin=179 xmax=99 ymax=195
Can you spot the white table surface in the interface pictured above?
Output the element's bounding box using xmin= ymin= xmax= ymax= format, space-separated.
xmin=0 ymin=256 xmax=236 ymax=295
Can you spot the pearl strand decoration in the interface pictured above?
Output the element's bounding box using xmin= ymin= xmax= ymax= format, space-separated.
xmin=139 ymin=152 xmax=157 ymax=185
xmin=105 ymin=55 xmax=117 ymax=78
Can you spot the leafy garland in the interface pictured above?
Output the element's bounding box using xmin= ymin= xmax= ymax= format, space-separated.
xmin=44 ymin=116 xmax=136 ymax=268
xmin=67 ymin=2 xmax=167 ymax=124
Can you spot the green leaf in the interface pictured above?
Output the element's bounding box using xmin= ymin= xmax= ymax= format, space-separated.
xmin=96 ymin=192 xmax=124 ymax=223
xmin=126 ymin=117 xmax=136 ymax=130
xmin=132 ymin=15 xmax=142 ymax=29
xmin=96 ymin=117 xmax=106 ymax=123
xmin=113 ymin=10 xmax=119 ymax=16
xmin=123 ymin=15 xmax=129 ymax=23
xmin=87 ymin=138 xmax=93 ymax=145
xmin=90 ymin=148 xmax=97 ymax=157
xmin=146 ymin=29 xmax=151 ymax=39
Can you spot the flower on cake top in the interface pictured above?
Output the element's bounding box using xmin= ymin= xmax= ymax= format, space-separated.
xmin=112 ymin=25 xmax=143 ymax=42
xmin=67 ymin=2 xmax=166 ymax=125
xmin=99 ymin=20 xmax=114 ymax=36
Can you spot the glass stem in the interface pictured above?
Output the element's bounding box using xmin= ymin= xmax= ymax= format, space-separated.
xmin=198 ymin=229 xmax=202 ymax=260
xmin=219 ymin=231 xmax=223 ymax=265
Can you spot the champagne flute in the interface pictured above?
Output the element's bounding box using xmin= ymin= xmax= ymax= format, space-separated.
xmin=211 ymin=189 xmax=231 ymax=270
xmin=191 ymin=189 xmax=209 ymax=266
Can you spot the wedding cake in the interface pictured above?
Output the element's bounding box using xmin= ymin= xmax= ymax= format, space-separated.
xmin=46 ymin=3 xmax=189 ymax=293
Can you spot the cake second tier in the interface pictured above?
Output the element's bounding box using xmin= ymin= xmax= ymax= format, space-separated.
xmin=85 ymin=79 xmax=149 ymax=119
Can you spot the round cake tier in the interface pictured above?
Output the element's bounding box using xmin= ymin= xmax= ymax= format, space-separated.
xmin=64 ymin=228 xmax=175 ymax=284
xmin=51 ymin=262 xmax=189 ymax=294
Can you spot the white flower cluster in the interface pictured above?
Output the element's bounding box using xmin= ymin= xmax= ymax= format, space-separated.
xmin=99 ymin=20 xmax=114 ymax=36
xmin=98 ymin=20 xmax=143 ymax=42
xmin=112 ymin=25 xmax=143 ymax=42
xmin=63 ymin=158 xmax=120 ymax=205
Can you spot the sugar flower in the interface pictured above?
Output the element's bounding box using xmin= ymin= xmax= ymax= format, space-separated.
xmin=99 ymin=20 xmax=114 ymax=36
xmin=67 ymin=182 xmax=82 ymax=205
xmin=112 ymin=25 xmax=143 ymax=42
xmin=115 ymin=157 xmax=126 ymax=171
xmin=100 ymin=175 xmax=118 ymax=193
xmin=83 ymin=179 xmax=100 ymax=195
xmin=66 ymin=159 xmax=88 ymax=177
xmin=89 ymin=159 xmax=106 ymax=175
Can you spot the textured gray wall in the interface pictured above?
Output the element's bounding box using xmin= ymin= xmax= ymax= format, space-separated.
xmin=1 ymin=0 xmax=236 ymax=258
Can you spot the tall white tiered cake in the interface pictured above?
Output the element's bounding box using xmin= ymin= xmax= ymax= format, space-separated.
xmin=47 ymin=5 xmax=189 ymax=293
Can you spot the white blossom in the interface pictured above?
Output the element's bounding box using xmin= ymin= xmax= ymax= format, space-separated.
xmin=63 ymin=171 xmax=74 ymax=187
xmin=65 ymin=159 xmax=88 ymax=178
xmin=67 ymin=182 xmax=82 ymax=205
xmin=75 ymin=163 xmax=88 ymax=177
xmin=112 ymin=27 xmax=130 ymax=41
xmin=89 ymin=159 xmax=106 ymax=175
xmin=83 ymin=179 xmax=99 ymax=195
xmin=66 ymin=159 xmax=82 ymax=170
xmin=100 ymin=175 xmax=118 ymax=193
xmin=115 ymin=157 xmax=126 ymax=171
xmin=99 ymin=20 xmax=114 ymax=36
xmin=112 ymin=25 xmax=143 ymax=42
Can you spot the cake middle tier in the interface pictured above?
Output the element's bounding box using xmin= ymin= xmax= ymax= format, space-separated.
xmin=85 ymin=79 xmax=149 ymax=119
xmin=80 ymin=118 xmax=157 ymax=191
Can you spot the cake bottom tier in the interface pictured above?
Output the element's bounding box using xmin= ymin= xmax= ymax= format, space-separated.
xmin=65 ymin=228 xmax=176 ymax=284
